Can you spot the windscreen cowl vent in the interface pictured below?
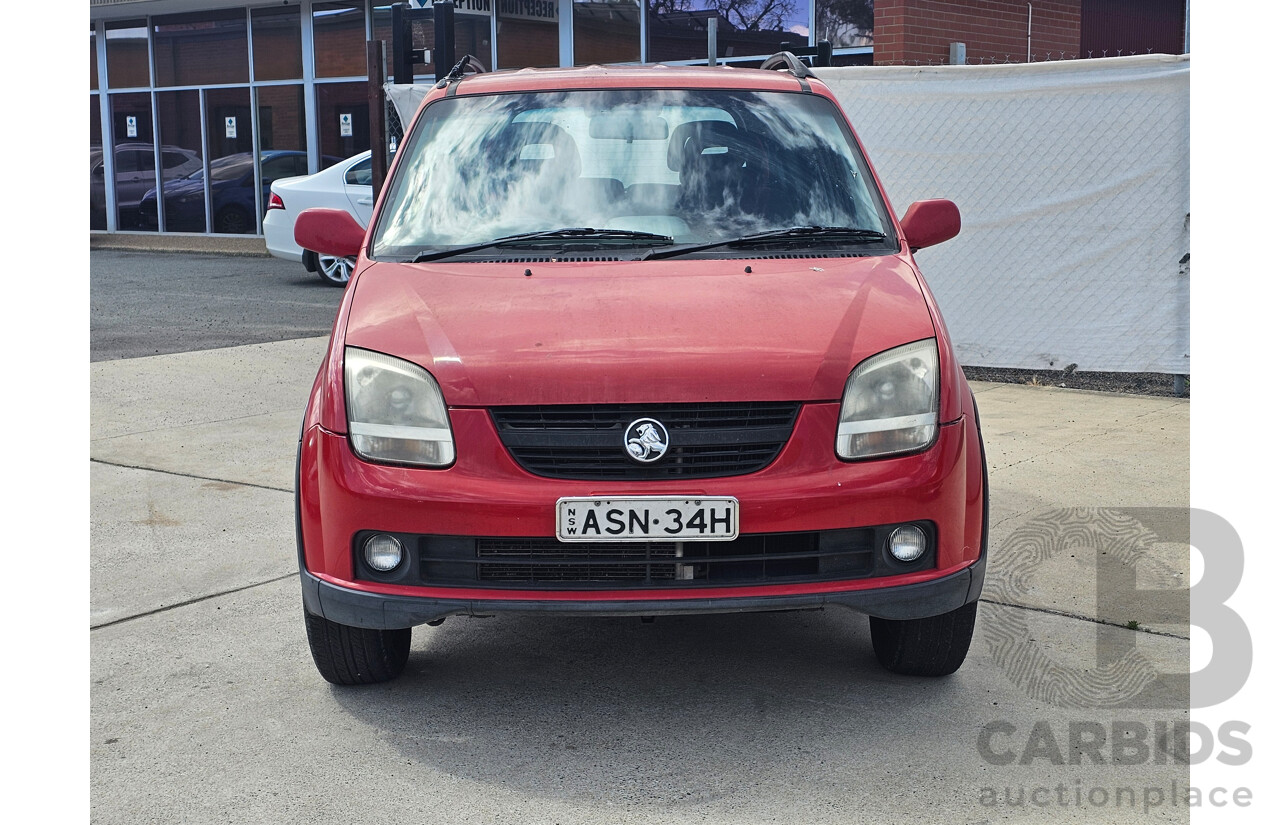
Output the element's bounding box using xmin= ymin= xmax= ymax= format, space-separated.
xmin=502 ymin=256 xmax=623 ymax=263
xmin=746 ymin=252 xmax=857 ymax=260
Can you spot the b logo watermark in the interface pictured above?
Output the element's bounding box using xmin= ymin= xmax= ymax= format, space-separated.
xmin=982 ymin=507 xmax=1251 ymax=709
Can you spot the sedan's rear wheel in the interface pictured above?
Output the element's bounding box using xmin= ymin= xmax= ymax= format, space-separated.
xmin=317 ymin=254 xmax=354 ymax=286
xmin=304 ymin=611 xmax=410 ymax=685
xmin=869 ymin=600 xmax=978 ymax=677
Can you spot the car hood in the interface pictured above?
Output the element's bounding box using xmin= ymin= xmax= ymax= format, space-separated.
xmin=343 ymin=256 xmax=936 ymax=406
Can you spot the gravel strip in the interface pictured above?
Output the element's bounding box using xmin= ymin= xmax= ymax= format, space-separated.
xmin=962 ymin=366 xmax=1189 ymax=398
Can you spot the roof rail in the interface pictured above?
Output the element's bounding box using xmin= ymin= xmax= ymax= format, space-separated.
xmin=760 ymin=51 xmax=818 ymax=79
xmin=434 ymin=55 xmax=488 ymax=89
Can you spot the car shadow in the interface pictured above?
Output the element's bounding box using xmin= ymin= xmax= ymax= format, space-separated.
xmin=328 ymin=609 xmax=976 ymax=806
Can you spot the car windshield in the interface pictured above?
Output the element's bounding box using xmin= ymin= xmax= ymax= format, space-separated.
xmin=372 ymin=88 xmax=896 ymax=260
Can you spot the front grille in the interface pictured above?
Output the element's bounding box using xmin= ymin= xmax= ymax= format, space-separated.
xmin=353 ymin=523 xmax=936 ymax=590
xmin=475 ymin=539 xmax=682 ymax=583
xmin=411 ymin=528 xmax=922 ymax=589
xmin=491 ymin=402 xmax=800 ymax=480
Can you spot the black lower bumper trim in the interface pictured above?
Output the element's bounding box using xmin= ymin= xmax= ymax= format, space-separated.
xmin=300 ymin=556 xmax=986 ymax=630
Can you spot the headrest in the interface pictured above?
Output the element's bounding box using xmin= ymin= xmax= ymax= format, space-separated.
xmin=666 ymin=120 xmax=742 ymax=172
xmin=488 ymin=121 xmax=581 ymax=178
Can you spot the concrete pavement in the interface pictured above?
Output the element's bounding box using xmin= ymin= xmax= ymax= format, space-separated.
xmin=90 ymin=337 xmax=1191 ymax=823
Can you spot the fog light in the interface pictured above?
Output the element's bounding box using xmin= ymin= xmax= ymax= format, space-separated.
xmin=364 ymin=534 xmax=404 ymax=572
xmin=888 ymin=525 xmax=927 ymax=563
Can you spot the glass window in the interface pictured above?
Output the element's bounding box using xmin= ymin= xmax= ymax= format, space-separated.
xmin=574 ymin=0 xmax=640 ymax=65
xmin=453 ymin=6 xmax=495 ymax=70
xmin=91 ymin=96 xmax=106 ymax=229
xmin=205 ymin=87 xmax=257 ymax=234
xmin=317 ymin=83 xmax=370 ymax=164
xmin=374 ymin=88 xmax=895 ymax=257
xmin=105 ymin=20 xmax=150 ymax=88
xmin=256 ymin=84 xmax=308 ymax=161
xmin=496 ymin=3 xmax=559 ymax=69
xmin=115 ymin=148 xmax=154 ymax=174
xmin=153 ymin=10 xmax=249 ymax=87
xmin=162 ymin=150 xmax=196 ymax=170
xmin=373 ymin=3 xmax=427 ymax=74
xmin=155 ymin=90 xmax=206 ymax=232
xmin=108 ymin=93 xmax=155 ymax=231
xmin=313 ymin=3 xmax=367 ymax=78
xmin=257 ymin=85 xmax=308 ymax=155
xmin=90 ymin=30 xmax=99 ymax=90
xmin=345 ymin=157 xmax=374 ymax=186
xmin=816 ymin=0 xmax=873 ymax=49
xmin=263 ymin=153 xmax=309 ymax=181
xmin=374 ymin=3 xmax=494 ymax=77
xmin=646 ymin=1 xmax=810 ymax=64
xmin=251 ymin=5 xmax=304 ymax=81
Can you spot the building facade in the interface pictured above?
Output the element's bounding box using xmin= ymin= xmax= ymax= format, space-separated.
xmin=89 ymin=0 xmax=1185 ymax=236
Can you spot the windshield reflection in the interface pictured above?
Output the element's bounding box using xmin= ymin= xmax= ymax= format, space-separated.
xmin=374 ymin=89 xmax=893 ymax=259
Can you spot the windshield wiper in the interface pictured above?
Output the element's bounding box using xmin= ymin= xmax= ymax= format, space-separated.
xmin=410 ymin=227 xmax=674 ymax=263
xmin=642 ymin=226 xmax=888 ymax=261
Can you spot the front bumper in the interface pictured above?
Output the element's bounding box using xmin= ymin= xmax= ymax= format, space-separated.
xmin=300 ymin=555 xmax=986 ymax=628
xmin=296 ymin=403 xmax=986 ymax=627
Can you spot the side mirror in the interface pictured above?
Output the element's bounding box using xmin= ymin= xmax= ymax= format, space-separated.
xmin=899 ymin=199 xmax=961 ymax=251
xmin=294 ymin=208 xmax=365 ymax=259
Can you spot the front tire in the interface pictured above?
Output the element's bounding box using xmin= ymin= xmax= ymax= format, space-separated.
xmin=304 ymin=611 xmax=411 ymax=685
xmin=869 ymin=600 xmax=978 ymax=677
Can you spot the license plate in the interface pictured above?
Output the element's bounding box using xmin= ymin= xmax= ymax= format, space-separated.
xmin=556 ymin=496 xmax=739 ymax=542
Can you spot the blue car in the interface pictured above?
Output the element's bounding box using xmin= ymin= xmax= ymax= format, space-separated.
xmin=139 ymin=150 xmax=314 ymax=234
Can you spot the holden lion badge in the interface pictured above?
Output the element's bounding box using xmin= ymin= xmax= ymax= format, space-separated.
xmin=625 ymin=418 xmax=669 ymax=462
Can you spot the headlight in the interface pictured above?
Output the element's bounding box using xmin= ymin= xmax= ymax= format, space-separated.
xmin=836 ymin=338 xmax=939 ymax=460
xmin=344 ymin=347 xmax=455 ymax=467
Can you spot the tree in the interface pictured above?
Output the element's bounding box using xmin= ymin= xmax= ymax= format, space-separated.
xmin=648 ymin=0 xmax=801 ymax=34
xmin=817 ymin=0 xmax=874 ymax=46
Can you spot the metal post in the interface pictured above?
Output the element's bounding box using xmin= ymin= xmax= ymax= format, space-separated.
xmin=558 ymin=0 xmax=574 ymax=67
xmin=247 ymin=6 xmax=261 ymax=234
xmin=639 ymin=0 xmax=648 ymax=64
xmin=301 ymin=2 xmax=320 ymax=174
xmin=707 ymin=16 xmax=718 ymax=67
xmin=1026 ymin=3 xmax=1032 ymax=62
xmin=250 ymin=85 xmax=264 ymax=233
xmin=368 ymin=39 xmax=388 ymax=195
xmin=434 ymin=2 xmax=456 ymax=78
xmin=1184 ymin=0 xmax=1190 ymax=53
xmin=392 ymin=2 xmax=412 ymax=83
xmin=816 ymin=39 xmax=832 ymax=67
xmin=146 ymin=18 xmax=165 ymax=235
xmin=198 ymin=90 xmax=212 ymax=233
xmin=94 ymin=19 xmax=116 ymax=232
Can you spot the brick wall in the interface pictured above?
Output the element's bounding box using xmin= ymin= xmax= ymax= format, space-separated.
xmin=874 ymin=0 xmax=1081 ymax=65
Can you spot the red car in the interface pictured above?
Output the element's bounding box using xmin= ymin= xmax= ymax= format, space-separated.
xmin=294 ymin=56 xmax=987 ymax=685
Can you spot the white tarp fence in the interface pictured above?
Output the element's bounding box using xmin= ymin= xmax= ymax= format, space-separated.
xmin=816 ymin=55 xmax=1189 ymax=374
xmin=387 ymin=54 xmax=1190 ymax=373
xmin=386 ymin=83 xmax=430 ymax=134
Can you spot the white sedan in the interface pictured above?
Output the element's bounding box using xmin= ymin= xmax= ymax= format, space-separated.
xmin=264 ymin=151 xmax=374 ymax=285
